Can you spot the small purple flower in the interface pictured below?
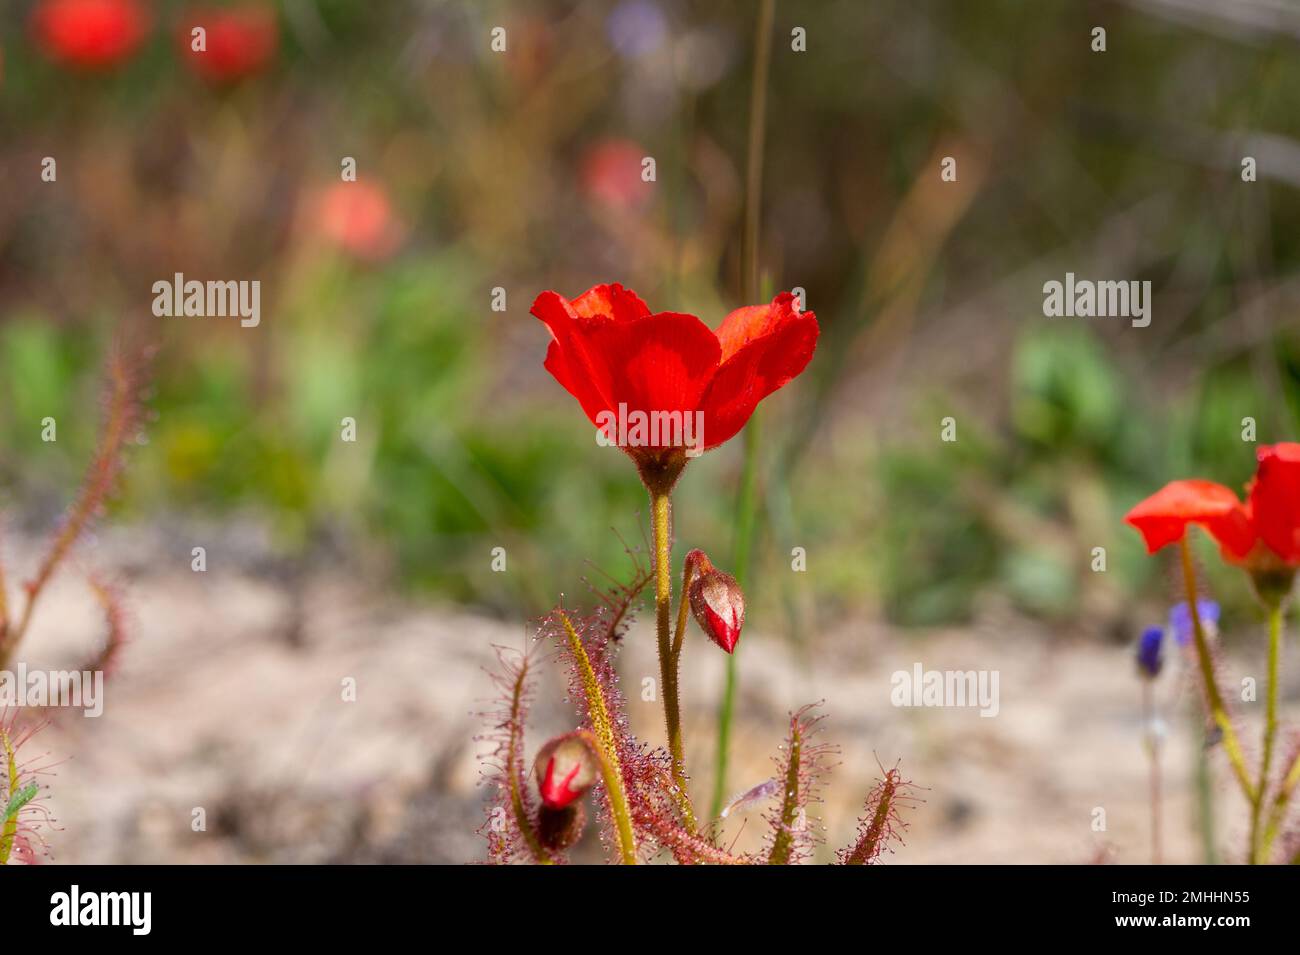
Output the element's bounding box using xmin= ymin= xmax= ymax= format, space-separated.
xmin=606 ymin=1 xmax=668 ymax=58
xmin=1137 ymin=626 xmax=1164 ymax=679
xmin=1169 ymin=599 xmax=1220 ymax=647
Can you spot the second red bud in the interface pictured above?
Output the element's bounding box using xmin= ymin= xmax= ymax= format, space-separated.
xmin=685 ymin=549 xmax=745 ymax=654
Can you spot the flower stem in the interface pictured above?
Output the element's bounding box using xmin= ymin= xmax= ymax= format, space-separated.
xmin=711 ymin=419 xmax=760 ymax=819
xmin=1262 ymin=748 xmax=1300 ymax=859
xmin=668 ymin=560 xmax=700 ymax=832
xmin=1179 ymin=538 xmax=1255 ymax=803
xmin=650 ymin=488 xmax=694 ymax=831
xmin=1141 ymin=681 xmax=1162 ymax=865
xmin=710 ymin=0 xmax=775 ymax=823
xmin=1251 ymin=603 xmax=1283 ymax=862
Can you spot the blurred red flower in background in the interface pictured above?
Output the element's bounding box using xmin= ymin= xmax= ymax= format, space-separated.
xmin=1125 ymin=443 xmax=1300 ymax=567
xmin=30 ymin=0 xmax=150 ymax=70
xmin=179 ymin=6 xmax=278 ymax=83
xmin=531 ymin=284 xmax=818 ymax=464
xmin=580 ymin=139 xmax=653 ymax=211
xmin=311 ymin=180 xmax=403 ymax=262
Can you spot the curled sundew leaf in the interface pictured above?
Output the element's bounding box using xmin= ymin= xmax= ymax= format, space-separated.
xmin=766 ymin=704 xmax=836 ymax=866
xmin=839 ymin=759 xmax=921 ymax=865
xmin=0 ymin=342 xmax=151 ymax=670
xmin=476 ymin=645 xmax=549 ymax=864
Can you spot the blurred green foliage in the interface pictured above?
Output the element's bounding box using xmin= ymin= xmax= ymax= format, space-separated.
xmin=4 ymin=0 xmax=1300 ymax=637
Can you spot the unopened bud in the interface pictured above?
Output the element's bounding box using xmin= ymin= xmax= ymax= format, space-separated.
xmin=686 ymin=549 xmax=745 ymax=654
xmin=534 ymin=733 xmax=598 ymax=810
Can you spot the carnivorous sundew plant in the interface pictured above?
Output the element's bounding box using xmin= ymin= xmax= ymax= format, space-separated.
xmin=0 ymin=346 xmax=148 ymax=862
xmin=476 ymin=283 xmax=917 ymax=864
xmin=1126 ymin=443 xmax=1300 ymax=863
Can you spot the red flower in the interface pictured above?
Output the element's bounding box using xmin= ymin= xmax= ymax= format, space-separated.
xmin=580 ymin=139 xmax=653 ymax=211
xmin=30 ymin=0 xmax=150 ymax=70
xmin=312 ymin=180 xmax=403 ymax=261
xmin=531 ymin=284 xmax=818 ymax=474
xmin=180 ymin=6 xmax=277 ymax=84
xmin=1125 ymin=443 xmax=1300 ymax=568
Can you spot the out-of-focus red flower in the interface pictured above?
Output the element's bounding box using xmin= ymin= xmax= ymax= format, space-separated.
xmin=533 ymin=734 xmax=598 ymax=810
xmin=30 ymin=0 xmax=150 ymax=71
xmin=580 ymin=139 xmax=653 ymax=211
xmin=685 ymin=549 xmax=745 ymax=654
xmin=1126 ymin=443 xmax=1300 ymax=571
xmin=179 ymin=6 xmax=277 ymax=83
xmin=531 ymin=284 xmax=818 ymax=476
xmin=311 ymin=180 xmax=403 ymax=262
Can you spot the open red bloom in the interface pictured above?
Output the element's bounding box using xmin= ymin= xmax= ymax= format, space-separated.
xmin=1124 ymin=443 xmax=1300 ymax=566
xmin=531 ymin=284 xmax=818 ymax=470
xmin=180 ymin=6 xmax=278 ymax=84
xmin=31 ymin=0 xmax=150 ymax=70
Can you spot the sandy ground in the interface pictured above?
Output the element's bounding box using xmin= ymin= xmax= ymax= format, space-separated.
xmin=6 ymin=525 xmax=1295 ymax=865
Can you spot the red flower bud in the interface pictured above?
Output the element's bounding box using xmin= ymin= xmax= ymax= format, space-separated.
xmin=686 ymin=549 xmax=745 ymax=654
xmin=534 ymin=733 xmax=598 ymax=810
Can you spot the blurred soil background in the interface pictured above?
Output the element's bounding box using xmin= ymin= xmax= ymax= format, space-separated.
xmin=20 ymin=525 xmax=1296 ymax=864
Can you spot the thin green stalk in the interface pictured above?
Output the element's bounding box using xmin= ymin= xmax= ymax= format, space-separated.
xmin=0 ymin=528 xmax=9 ymax=641
xmin=1254 ymin=604 xmax=1284 ymax=862
xmin=1194 ymin=716 xmax=1219 ymax=864
xmin=711 ymin=421 xmax=760 ymax=818
xmin=1262 ymin=749 xmax=1300 ymax=858
xmin=649 ymin=490 xmax=693 ymax=831
xmin=1142 ymin=680 xmax=1162 ymax=864
xmin=673 ymin=560 xmax=695 ymax=661
xmin=1179 ymin=539 xmax=1255 ymax=803
xmin=558 ymin=612 xmax=637 ymax=864
xmin=710 ymin=0 xmax=775 ymax=822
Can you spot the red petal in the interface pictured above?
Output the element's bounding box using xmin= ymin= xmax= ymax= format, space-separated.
xmin=538 ymin=756 xmax=583 ymax=810
xmin=1124 ymin=480 xmax=1255 ymax=558
xmin=531 ymin=284 xmax=658 ymax=431
xmin=532 ymin=290 xmax=619 ymax=428
xmin=570 ymin=283 xmax=651 ymax=323
xmin=584 ymin=311 xmax=721 ymax=434
xmin=703 ymin=603 xmax=741 ymax=653
xmin=715 ymin=295 xmax=796 ymax=362
xmin=699 ymin=296 xmax=818 ymax=449
xmin=1247 ymin=444 xmax=1300 ymax=562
